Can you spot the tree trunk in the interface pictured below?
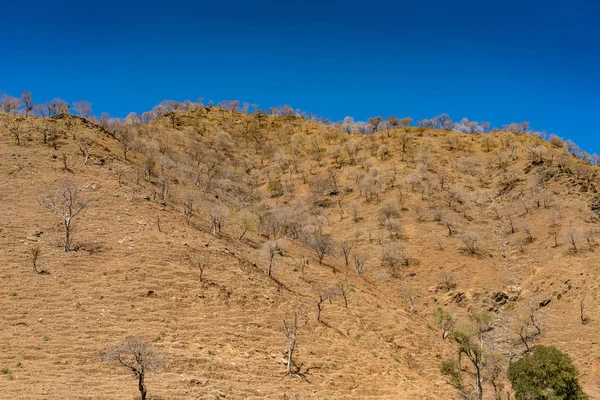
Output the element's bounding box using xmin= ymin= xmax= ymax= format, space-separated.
xmin=139 ymin=373 xmax=147 ymax=400
xmin=286 ymin=339 xmax=294 ymax=375
xmin=475 ymin=365 xmax=483 ymax=400
xmin=64 ymin=219 xmax=71 ymax=252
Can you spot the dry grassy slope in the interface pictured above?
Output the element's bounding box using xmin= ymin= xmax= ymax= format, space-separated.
xmin=141 ymin=108 xmax=600 ymax=398
xmin=0 ymin=115 xmax=459 ymax=399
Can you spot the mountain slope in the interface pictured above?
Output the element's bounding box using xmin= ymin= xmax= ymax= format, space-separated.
xmin=0 ymin=113 xmax=459 ymax=399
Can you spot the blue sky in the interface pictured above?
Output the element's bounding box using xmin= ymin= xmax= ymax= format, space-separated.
xmin=1 ymin=0 xmax=598 ymax=151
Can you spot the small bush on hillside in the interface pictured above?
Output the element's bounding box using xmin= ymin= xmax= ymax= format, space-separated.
xmin=267 ymin=179 xmax=284 ymax=197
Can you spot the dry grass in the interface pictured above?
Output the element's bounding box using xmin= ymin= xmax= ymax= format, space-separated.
xmin=1 ymin=109 xmax=599 ymax=398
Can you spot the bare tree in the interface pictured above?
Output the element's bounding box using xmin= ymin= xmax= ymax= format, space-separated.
xmin=316 ymin=288 xmax=338 ymax=323
xmin=439 ymin=273 xmax=457 ymax=292
xmin=265 ymin=241 xmax=279 ymax=277
xmin=181 ymin=192 xmax=196 ymax=225
xmin=580 ymin=292 xmax=589 ymax=325
xmin=381 ymin=243 xmax=409 ymax=278
xmin=337 ymin=280 xmax=350 ymax=308
xmin=339 ymin=240 xmax=354 ymax=269
xmin=309 ymin=234 xmax=334 ymax=265
xmin=512 ymin=305 xmax=543 ymax=353
xmin=21 ymin=91 xmax=34 ymax=117
xmin=523 ymin=223 xmax=534 ymax=243
xmin=281 ymin=312 xmax=307 ymax=375
xmin=209 ymin=205 xmax=228 ymax=236
xmin=584 ymin=229 xmax=597 ymax=251
xmin=0 ymin=93 xmax=22 ymax=113
xmin=460 ymin=231 xmax=480 ymax=255
xmin=7 ymin=118 xmax=22 ymax=145
xmin=566 ymin=226 xmax=579 ymax=252
xmin=117 ymin=127 xmax=135 ymax=161
xmin=101 ymin=337 xmax=165 ymax=400
xmin=238 ymin=209 xmax=258 ymax=240
xmin=144 ymin=156 xmax=156 ymax=183
xmin=349 ymin=202 xmax=361 ymax=223
xmin=72 ymin=100 xmax=92 ymax=119
xmin=38 ymin=181 xmax=87 ymax=252
xmin=188 ymin=254 xmax=208 ymax=281
xmin=434 ymin=308 xmax=454 ymax=339
xmin=399 ymin=283 xmax=417 ymax=313
xmin=77 ymin=136 xmax=93 ymax=165
xmin=353 ymin=253 xmax=367 ymax=275
xmin=549 ymin=225 xmax=561 ymax=247
xmin=30 ymin=246 xmax=42 ymax=274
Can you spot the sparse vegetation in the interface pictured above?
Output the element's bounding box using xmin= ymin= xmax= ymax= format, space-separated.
xmin=1 ymin=92 xmax=600 ymax=399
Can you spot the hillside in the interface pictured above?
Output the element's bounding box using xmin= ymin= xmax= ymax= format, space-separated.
xmin=1 ymin=108 xmax=599 ymax=399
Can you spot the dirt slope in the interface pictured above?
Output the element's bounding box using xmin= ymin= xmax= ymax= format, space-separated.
xmin=0 ymin=114 xmax=459 ymax=399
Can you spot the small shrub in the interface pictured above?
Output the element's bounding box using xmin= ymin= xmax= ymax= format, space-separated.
xmin=267 ymin=179 xmax=284 ymax=197
xmin=0 ymin=367 xmax=13 ymax=380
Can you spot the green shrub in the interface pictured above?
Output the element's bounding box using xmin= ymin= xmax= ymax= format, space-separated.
xmin=267 ymin=180 xmax=283 ymax=197
xmin=508 ymin=345 xmax=588 ymax=400
xmin=440 ymin=360 xmax=463 ymax=390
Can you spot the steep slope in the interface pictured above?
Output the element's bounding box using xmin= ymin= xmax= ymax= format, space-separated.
xmin=0 ymin=113 xmax=459 ymax=399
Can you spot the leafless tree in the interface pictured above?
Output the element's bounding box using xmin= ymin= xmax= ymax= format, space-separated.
xmin=30 ymin=246 xmax=42 ymax=274
xmin=506 ymin=214 xmax=517 ymax=234
xmin=434 ymin=308 xmax=454 ymax=339
xmin=523 ymin=223 xmax=534 ymax=243
xmin=353 ymin=253 xmax=367 ymax=275
xmin=440 ymin=273 xmax=457 ymax=292
xmin=0 ymin=93 xmax=22 ymax=113
xmin=61 ymin=152 xmax=71 ymax=172
xmin=21 ymin=91 xmax=34 ymax=117
xmin=101 ymin=337 xmax=165 ymax=400
xmin=7 ymin=118 xmax=22 ymax=145
xmin=566 ymin=225 xmax=579 ymax=252
xmin=443 ymin=215 xmax=457 ymax=236
xmin=584 ymin=229 xmax=597 ymax=251
xmin=188 ymin=254 xmax=208 ymax=281
xmin=316 ymin=288 xmax=338 ymax=323
xmin=580 ymin=292 xmax=589 ymax=325
xmin=77 ymin=136 xmax=93 ymax=165
xmin=281 ymin=312 xmax=307 ymax=375
xmin=309 ymin=234 xmax=334 ymax=265
xmin=337 ymin=280 xmax=350 ymax=308
xmin=265 ymin=241 xmax=279 ymax=277
xmin=238 ymin=209 xmax=258 ymax=240
xmin=368 ymin=116 xmax=383 ymax=132
xmin=339 ymin=240 xmax=354 ymax=269
xmin=181 ymin=193 xmax=195 ymax=225
xmin=38 ymin=181 xmax=87 ymax=252
xmin=512 ymin=304 xmax=543 ymax=353
xmin=117 ymin=127 xmax=135 ymax=161
xmin=72 ymin=100 xmax=92 ymax=119
xmin=460 ymin=231 xmax=480 ymax=255
xmin=381 ymin=243 xmax=409 ymax=278
xmin=481 ymin=135 xmax=495 ymax=152
xmin=156 ymin=214 xmax=162 ymax=233
xmin=349 ymin=202 xmax=361 ymax=223
xmin=209 ymin=205 xmax=228 ymax=236
xmin=144 ymin=156 xmax=156 ymax=183
xmin=399 ymin=283 xmax=417 ymax=313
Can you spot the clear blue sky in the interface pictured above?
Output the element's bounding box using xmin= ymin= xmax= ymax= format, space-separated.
xmin=1 ymin=0 xmax=598 ymax=151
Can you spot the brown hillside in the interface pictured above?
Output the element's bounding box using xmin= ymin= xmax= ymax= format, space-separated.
xmin=1 ymin=108 xmax=599 ymax=399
